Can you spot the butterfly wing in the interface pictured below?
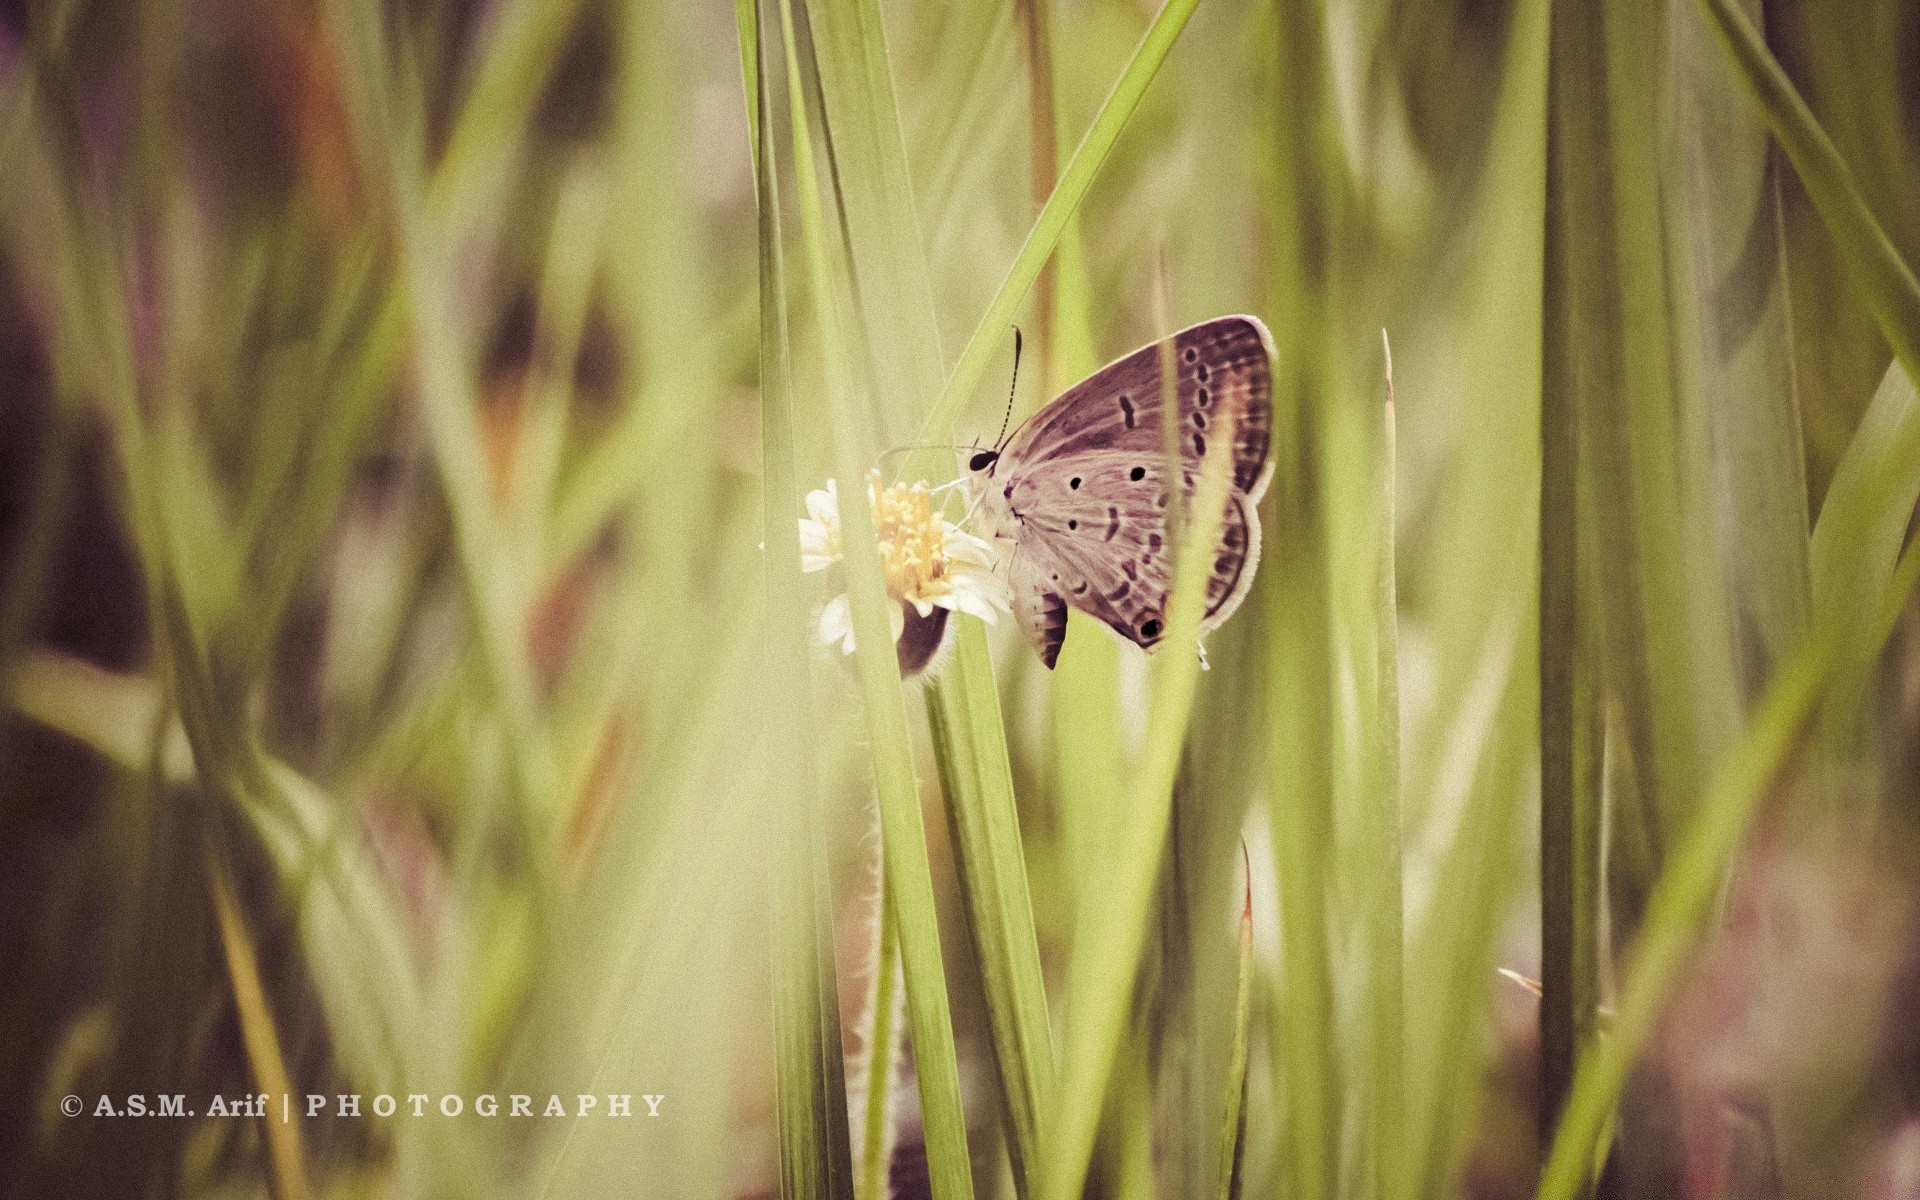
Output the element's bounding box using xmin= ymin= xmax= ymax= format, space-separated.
xmin=987 ymin=315 xmax=1273 ymax=663
xmin=999 ymin=453 xmax=1261 ymax=653
xmin=1002 ymin=315 xmax=1274 ymax=502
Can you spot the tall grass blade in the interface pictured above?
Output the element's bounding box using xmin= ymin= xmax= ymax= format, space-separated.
xmin=1262 ymin=0 xmax=1345 ymax=1194
xmin=914 ymin=0 xmax=1203 ymax=453
xmin=1693 ymin=0 xmax=1920 ymax=382
xmin=856 ymin=900 xmax=903 ymax=1200
xmin=1036 ymin=343 xmax=1248 ymax=1200
xmin=1671 ymin=0 xmax=1811 ymax=690
xmin=1537 ymin=530 xmax=1920 ymax=1200
xmin=795 ymin=1 xmax=1058 ymax=1191
xmin=926 ymin=635 xmax=1055 ymax=1198
xmin=803 ymin=0 xmax=945 ymax=443
xmin=1537 ymin=0 xmax=1598 ymax=1146
xmin=777 ymin=0 xmax=976 ymax=1195
xmin=741 ymin=0 xmax=857 ymax=1193
xmin=1363 ymin=332 xmax=1407 ymax=1200
xmin=209 ymin=860 xmax=313 ymax=1200
xmin=1215 ymin=854 xmax=1254 ymax=1200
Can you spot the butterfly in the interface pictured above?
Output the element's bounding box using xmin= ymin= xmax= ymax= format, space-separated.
xmin=967 ymin=315 xmax=1275 ymax=668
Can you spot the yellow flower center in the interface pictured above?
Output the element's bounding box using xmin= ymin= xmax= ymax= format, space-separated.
xmin=868 ymin=473 xmax=950 ymax=602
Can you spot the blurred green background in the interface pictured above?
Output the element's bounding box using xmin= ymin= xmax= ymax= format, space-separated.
xmin=4 ymin=0 xmax=1920 ymax=1198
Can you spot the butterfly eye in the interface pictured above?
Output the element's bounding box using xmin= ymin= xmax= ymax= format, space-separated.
xmin=970 ymin=450 xmax=998 ymax=471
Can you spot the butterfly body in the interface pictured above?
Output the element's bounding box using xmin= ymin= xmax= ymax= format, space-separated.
xmin=970 ymin=315 xmax=1275 ymax=668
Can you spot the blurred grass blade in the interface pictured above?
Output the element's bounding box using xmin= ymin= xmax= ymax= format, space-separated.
xmin=1215 ymin=852 xmax=1254 ymax=1200
xmin=1671 ymin=0 xmax=1811 ymax=690
xmin=1036 ymin=351 xmax=1246 ymax=1200
xmin=210 ymin=859 xmax=313 ymax=1200
xmin=1396 ymin=4 xmax=1549 ymax=1189
xmin=777 ymin=0 xmax=975 ymax=1195
xmin=926 ymin=632 xmax=1055 ymax=1198
xmin=1537 ymin=533 xmax=1920 ymax=1199
xmin=1809 ymin=365 xmax=1920 ymax=754
xmin=1536 ymin=0 xmax=1597 ymax=1147
xmin=1538 ymin=0 xmax=1741 ymax=1188
xmin=1694 ymin=0 xmax=1920 ymax=382
xmin=1263 ymin=0 xmax=1344 ymax=1193
xmin=856 ymin=898 xmax=903 ymax=1200
xmin=1539 ymin=359 xmax=1920 ymax=1200
xmin=740 ymin=0 xmax=857 ymax=1194
xmin=330 ymin=0 xmax=558 ymax=829
xmin=1363 ymin=332 xmax=1406 ymax=1200
xmin=914 ymin=0 xmax=1203 ymax=451
xmin=796 ymin=1 xmax=1057 ymax=1191
xmin=803 ymin=0 xmax=945 ymax=444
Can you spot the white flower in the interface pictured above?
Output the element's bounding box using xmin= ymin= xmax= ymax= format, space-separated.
xmin=798 ymin=478 xmax=843 ymax=573
xmin=799 ymin=472 xmax=1010 ymax=656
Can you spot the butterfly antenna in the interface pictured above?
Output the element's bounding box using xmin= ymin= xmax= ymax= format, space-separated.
xmin=876 ymin=443 xmax=969 ymax=468
xmin=994 ymin=326 xmax=1022 ymax=452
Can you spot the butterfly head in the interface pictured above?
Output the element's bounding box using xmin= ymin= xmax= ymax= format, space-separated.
xmin=964 ymin=326 xmax=1021 ymax=480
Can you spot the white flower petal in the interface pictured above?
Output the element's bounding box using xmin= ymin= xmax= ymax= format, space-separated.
xmin=952 ymin=562 xmax=1011 ymax=610
xmin=818 ymin=593 xmax=855 ymax=654
xmin=938 ymin=559 xmax=1012 ymax=624
xmin=798 ymin=518 xmax=837 ymax=572
xmin=805 ymin=481 xmax=839 ymax=524
xmin=888 ymin=602 xmax=906 ymax=645
xmin=945 ymin=586 xmax=1002 ymax=625
xmin=942 ymin=526 xmax=999 ymax=569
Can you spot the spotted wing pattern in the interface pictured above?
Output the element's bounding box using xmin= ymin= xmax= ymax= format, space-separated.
xmin=978 ymin=315 xmax=1275 ymax=665
xmin=1002 ymin=315 xmax=1274 ymax=498
xmin=1001 ymin=454 xmax=1260 ymax=652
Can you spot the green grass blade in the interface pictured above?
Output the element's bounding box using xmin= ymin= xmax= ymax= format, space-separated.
xmin=926 ymin=632 xmax=1055 ymax=1198
xmin=209 ymin=859 xmax=313 ymax=1200
xmin=742 ymin=0 xmax=857 ymax=1194
xmin=856 ymin=896 xmax=903 ymax=1200
xmin=1215 ymin=857 xmax=1255 ymax=1200
xmin=1672 ymin=0 xmax=1811 ymax=688
xmin=1039 ymin=127 xmax=1121 ymax=926
xmin=1364 ymin=337 xmax=1406 ymax=1200
xmin=1262 ymin=0 xmax=1345 ymax=1193
xmin=803 ymin=0 xmax=946 ymax=442
xmin=1035 ymin=344 xmax=1249 ymax=1200
xmin=912 ymin=0 xmax=1203 ymax=453
xmin=777 ymin=0 xmax=975 ymax=1195
xmin=1394 ymin=4 xmax=1550 ymax=1189
xmin=1809 ymin=365 xmax=1920 ymax=755
xmin=1694 ymin=0 xmax=1920 ymax=383
xmin=791 ymin=4 xmax=1058 ymax=1193
xmin=1537 ymin=0 xmax=1598 ymax=1148
xmin=1535 ymin=539 xmax=1920 ymax=1200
